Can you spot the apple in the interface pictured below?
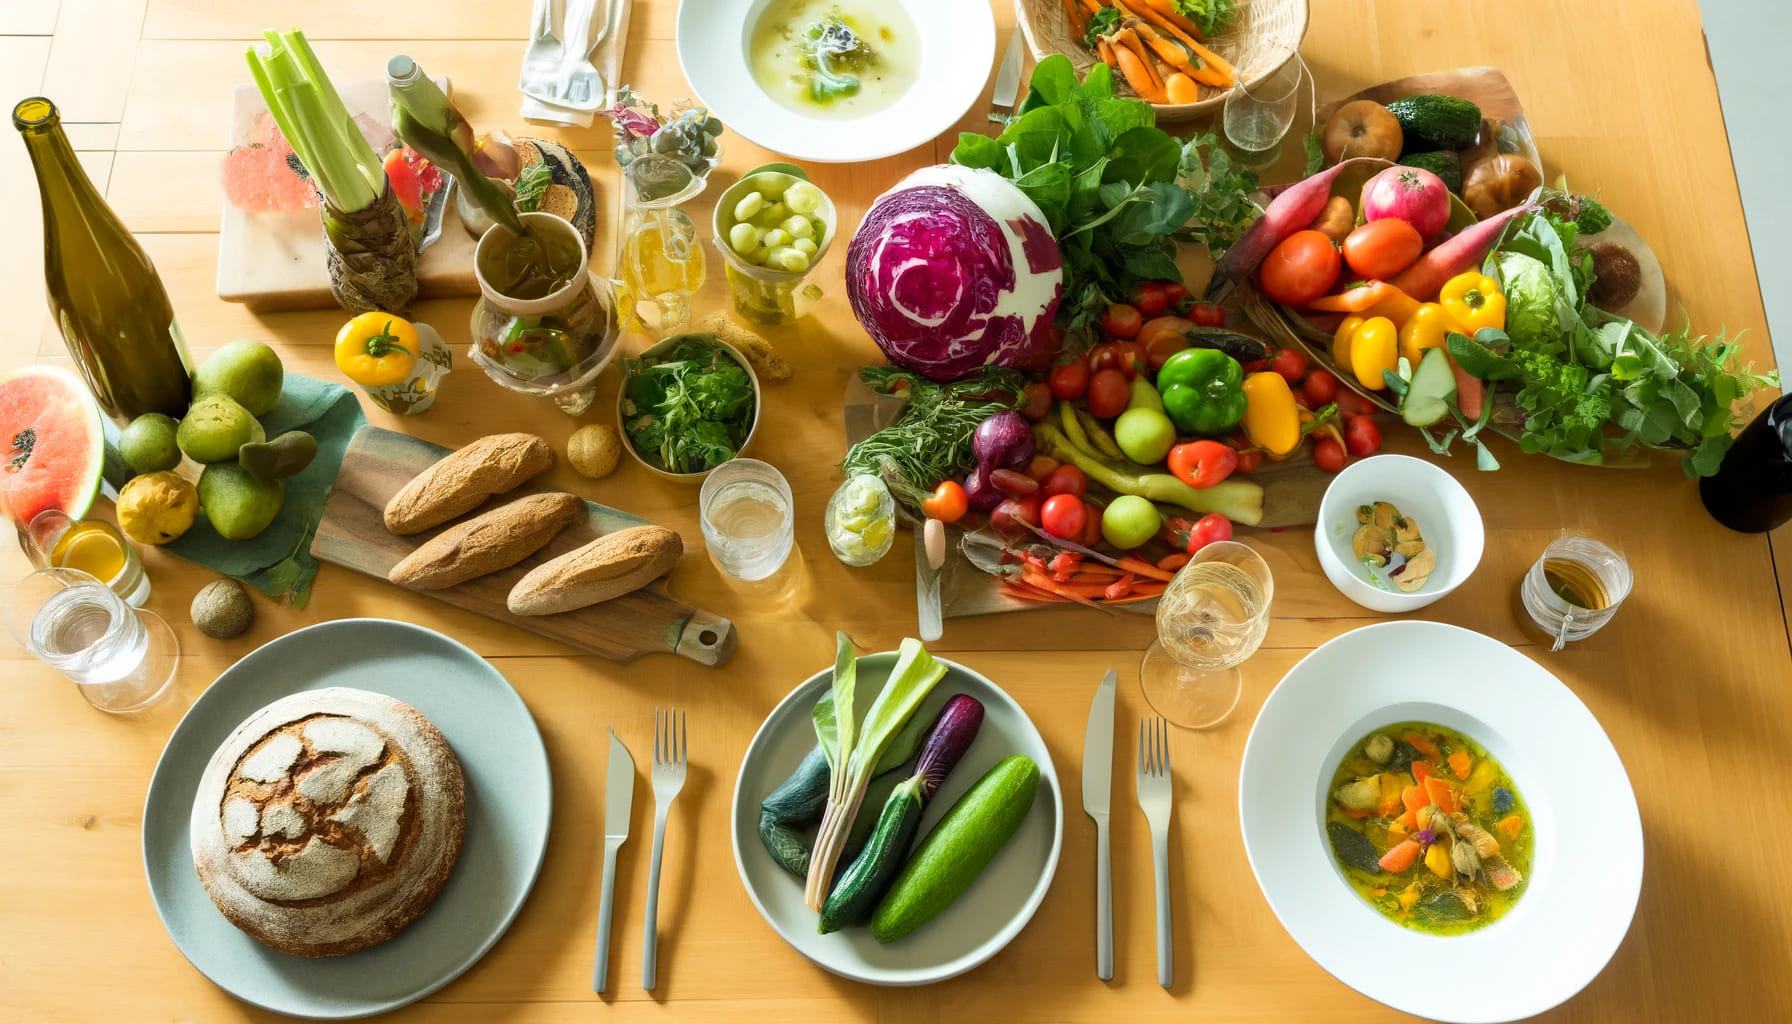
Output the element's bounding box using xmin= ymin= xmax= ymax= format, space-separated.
xmin=1114 ymin=407 xmax=1175 ymax=464
xmin=1101 ymin=495 xmax=1161 ymax=550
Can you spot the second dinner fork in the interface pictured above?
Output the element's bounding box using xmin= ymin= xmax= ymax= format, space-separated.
xmin=643 ymin=708 xmax=686 ymax=990
xmin=1136 ymin=715 xmax=1173 ymax=988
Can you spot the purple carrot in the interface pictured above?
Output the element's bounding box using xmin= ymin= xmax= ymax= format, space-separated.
xmin=1206 ymin=157 xmax=1392 ymax=300
xmin=914 ymin=695 xmax=985 ymax=800
xmin=1387 ymin=203 xmax=1538 ymax=302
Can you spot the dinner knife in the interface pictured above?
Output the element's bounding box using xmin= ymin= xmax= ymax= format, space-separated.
xmin=1083 ymin=669 xmax=1116 ymax=980
xmin=593 ymin=728 xmax=634 ymax=993
xmin=915 ymin=521 xmax=943 ymax=642
xmin=989 ymin=28 xmax=1023 ymax=121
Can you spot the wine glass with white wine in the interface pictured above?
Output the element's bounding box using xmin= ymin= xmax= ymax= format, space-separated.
xmin=1140 ymin=541 xmax=1274 ymax=729
xmin=1219 ymin=48 xmax=1307 ymax=172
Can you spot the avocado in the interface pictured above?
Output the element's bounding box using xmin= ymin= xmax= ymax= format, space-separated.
xmin=1398 ymin=151 xmax=1463 ymax=194
xmin=1385 ymin=94 xmax=1482 ymax=152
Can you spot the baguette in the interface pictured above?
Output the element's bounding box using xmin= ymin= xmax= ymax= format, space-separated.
xmin=507 ymin=525 xmax=683 ymax=616
xmin=384 ymin=433 xmax=554 ymax=535
xmin=389 ymin=492 xmax=584 ymax=591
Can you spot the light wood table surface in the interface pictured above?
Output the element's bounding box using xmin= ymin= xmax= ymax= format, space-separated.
xmin=3 ymin=1 xmax=1790 ymax=1021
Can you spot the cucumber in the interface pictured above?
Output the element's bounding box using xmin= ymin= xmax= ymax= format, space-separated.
xmin=870 ymin=755 xmax=1040 ymax=943
xmin=1398 ymin=151 xmax=1462 ymax=194
xmin=1384 ymin=94 xmax=1481 ymax=152
xmin=758 ymin=745 xmax=830 ymax=876
xmin=1401 ymin=347 xmax=1459 ymax=428
xmin=820 ymin=776 xmax=925 ymax=933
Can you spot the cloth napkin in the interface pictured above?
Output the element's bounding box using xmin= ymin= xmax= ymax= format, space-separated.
xmin=522 ymin=94 xmax=598 ymax=129
xmin=124 ymin=375 xmax=365 ymax=608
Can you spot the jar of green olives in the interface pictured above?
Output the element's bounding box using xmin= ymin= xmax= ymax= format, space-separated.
xmin=712 ymin=169 xmax=837 ymax=326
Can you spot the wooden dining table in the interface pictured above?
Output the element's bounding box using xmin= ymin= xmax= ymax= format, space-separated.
xmin=3 ymin=0 xmax=1790 ymax=1020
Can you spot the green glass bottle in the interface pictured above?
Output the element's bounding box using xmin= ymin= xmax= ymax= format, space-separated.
xmin=15 ymin=96 xmax=191 ymax=420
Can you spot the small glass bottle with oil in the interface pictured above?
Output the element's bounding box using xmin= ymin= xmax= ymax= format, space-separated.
xmin=24 ymin=510 xmax=150 ymax=607
xmin=1518 ymin=535 xmax=1632 ymax=651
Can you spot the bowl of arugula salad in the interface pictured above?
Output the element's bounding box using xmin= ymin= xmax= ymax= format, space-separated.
xmin=618 ymin=332 xmax=762 ymax=482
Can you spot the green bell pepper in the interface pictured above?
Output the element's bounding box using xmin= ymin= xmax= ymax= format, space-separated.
xmin=1156 ymin=348 xmax=1246 ymax=435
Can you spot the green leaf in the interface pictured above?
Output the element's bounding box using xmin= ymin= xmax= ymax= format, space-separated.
xmin=1447 ymin=331 xmax=1521 ymax=382
xmin=1082 ymin=60 xmax=1114 ymax=98
xmin=1687 ymin=434 xmax=1732 ymax=477
xmin=998 ymin=106 xmax=1067 ymax=173
xmin=1105 ymin=125 xmax=1182 ymax=185
xmin=813 ymin=631 xmax=858 ymax=769
xmin=1024 ymin=53 xmax=1081 ymax=109
xmin=1012 ymin=161 xmax=1074 ymax=226
xmin=1302 ymin=126 xmax=1326 ymax=177
xmin=951 ymin=132 xmax=1004 ymax=171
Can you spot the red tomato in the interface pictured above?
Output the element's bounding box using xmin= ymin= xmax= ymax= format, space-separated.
xmin=1313 ymin=437 xmax=1347 ymax=473
xmin=1226 ymin=433 xmax=1264 ymax=473
xmin=1240 ymin=358 xmax=1270 ymax=374
xmin=989 ymin=495 xmax=1041 ymax=538
xmin=1161 ymin=281 xmax=1190 ymax=307
xmin=1165 ymin=440 xmax=1238 ymax=489
xmin=1085 ymin=369 xmax=1130 ymax=418
xmin=1041 ymin=464 xmax=1088 ymax=498
xmin=1099 ymin=303 xmax=1143 ymax=340
xmin=921 ymin=480 xmax=968 ymax=523
xmin=990 ymin=468 xmax=1039 ymax=496
xmin=1336 ymin=390 xmax=1378 ymax=418
xmin=1185 ymin=513 xmax=1233 ymax=554
xmin=1190 ymin=302 xmax=1226 ymax=328
xmin=1268 ymin=347 xmax=1309 ymax=385
xmin=1345 ymin=415 xmax=1383 ymax=457
xmin=1089 ymin=341 xmax=1145 ymax=378
xmin=1302 ymin=368 xmax=1340 ymax=407
xmin=1131 ymin=281 xmax=1169 ymax=318
xmin=1019 ymin=381 xmax=1052 ymax=421
xmin=1048 ymin=361 xmax=1089 ymax=400
xmin=1040 ymin=493 xmax=1088 ymax=539
xmin=1078 ymin=500 xmax=1104 ymax=547
xmin=1024 ymin=455 xmax=1060 ymax=482
xmin=1256 ymin=230 xmax=1341 ymax=307
xmin=1343 ymin=218 xmax=1425 ymax=281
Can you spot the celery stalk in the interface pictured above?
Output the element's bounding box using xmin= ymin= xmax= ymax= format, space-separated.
xmin=245 ymin=28 xmax=382 ymax=213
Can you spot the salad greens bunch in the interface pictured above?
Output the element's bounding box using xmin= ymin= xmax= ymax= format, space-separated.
xmin=622 ymin=337 xmax=755 ymax=474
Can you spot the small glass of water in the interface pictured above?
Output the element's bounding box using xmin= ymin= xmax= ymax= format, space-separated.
xmin=1140 ymin=541 xmax=1275 ymax=729
xmin=3 ymin=567 xmax=179 ymax=713
xmin=699 ymin=458 xmax=794 ymax=581
xmin=1220 ymin=48 xmax=1307 ymax=171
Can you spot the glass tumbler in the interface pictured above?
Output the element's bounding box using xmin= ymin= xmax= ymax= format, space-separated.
xmin=3 ymin=567 xmax=178 ymax=713
xmin=699 ymin=458 xmax=794 ymax=582
xmin=1519 ymin=535 xmax=1633 ymax=651
xmin=1220 ymin=48 xmax=1307 ymax=171
xmin=1140 ymin=540 xmax=1274 ymax=729
xmin=24 ymin=509 xmax=150 ymax=606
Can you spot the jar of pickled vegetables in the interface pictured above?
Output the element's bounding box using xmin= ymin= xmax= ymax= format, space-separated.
xmin=713 ymin=170 xmax=836 ymax=326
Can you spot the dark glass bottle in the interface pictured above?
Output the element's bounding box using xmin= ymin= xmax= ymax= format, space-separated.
xmin=1699 ymin=392 xmax=1792 ymax=533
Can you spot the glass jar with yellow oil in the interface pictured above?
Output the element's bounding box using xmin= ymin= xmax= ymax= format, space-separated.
xmin=618 ymin=154 xmax=708 ymax=332
xmin=25 ymin=509 xmax=150 ymax=606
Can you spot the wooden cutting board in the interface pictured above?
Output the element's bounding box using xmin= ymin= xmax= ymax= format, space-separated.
xmin=312 ymin=425 xmax=737 ymax=666
xmin=215 ymin=80 xmax=481 ymax=312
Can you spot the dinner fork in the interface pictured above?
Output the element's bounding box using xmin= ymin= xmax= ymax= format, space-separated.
xmin=1136 ymin=715 xmax=1173 ymax=988
xmin=518 ymin=0 xmax=566 ymax=103
xmin=642 ymin=708 xmax=686 ymax=990
xmin=556 ymin=0 xmax=608 ymax=110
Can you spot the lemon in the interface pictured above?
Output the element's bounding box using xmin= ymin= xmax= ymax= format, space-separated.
xmin=117 ymin=471 xmax=199 ymax=545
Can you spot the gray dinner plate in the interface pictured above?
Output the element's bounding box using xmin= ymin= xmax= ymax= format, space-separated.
xmin=142 ymin=619 xmax=552 ymax=1019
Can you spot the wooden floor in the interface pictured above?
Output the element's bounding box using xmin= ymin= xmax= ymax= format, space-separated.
xmin=2 ymin=0 xmax=1790 ymax=1021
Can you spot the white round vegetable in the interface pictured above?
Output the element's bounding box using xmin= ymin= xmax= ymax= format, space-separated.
xmin=734 ymin=191 xmax=765 ymax=221
xmin=728 ymin=222 xmax=761 ymax=254
xmin=785 ymin=181 xmax=822 ymax=214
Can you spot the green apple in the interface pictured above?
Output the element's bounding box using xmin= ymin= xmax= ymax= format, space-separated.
xmin=1102 ymin=495 xmax=1161 ymax=550
xmin=1114 ymin=407 xmax=1175 ymax=464
xmin=1127 ymin=374 xmax=1164 ymax=414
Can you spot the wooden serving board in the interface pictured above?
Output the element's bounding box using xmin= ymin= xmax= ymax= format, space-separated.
xmin=216 ymin=80 xmax=481 ymax=312
xmin=312 ymin=425 xmax=737 ymax=666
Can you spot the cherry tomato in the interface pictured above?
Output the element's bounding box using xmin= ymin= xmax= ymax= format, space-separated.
xmin=921 ymin=480 xmax=968 ymax=523
xmin=1302 ymin=368 xmax=1340 ymax=407
xmin=1131 ymin=281 xmax=1169 ymax=318
xmin=989 ymin=495 xmax=1041 ymax=539
xmin=1088 ymin=341 xmax=1146 ymax=378
xmin=1240 ymin=358 xmax=1270 ymax=374
xmin=1165 ymin=440 xmax=1238 ymax=489
xmin=1268 ymin=347 xmax=1309 ymax=385
xmin=1078 ymin=500 xmax=1104 ymax=547
xmin=1345 ymin=415 xmax=1383 ymax=457
xmin=1343 ymin=218 xmax=1425 ymax=281
xmin=990 ymin=468 xmax=1039 ymax=497
xmin=1226 ymin=433 xmax=1264 ymax=473
xmin=1161 ymin=281 xmax=1190 ymax=306
xmin=1256 ymin=230 xmax=1341 ymax=307
xmin=1190 ymin=302 xmax=1226 ymax=328
xmin=1099 ymin=303 xmax=1143 ymax=340
xmin=1185 ymin=512 xmax=1233 ymax=554
xmin=1336 ymin=390 xmax=1378 ymax=418
xmin=1040 ymin=493 xmax=1088 ymax=540
xmin=1313 ymin=437 xmax=1347 ymax=473
xmin=1085 ymin=368 xmax=1130 ymax=418
xmin=1019 ymin=380 xmax=1052 ymax=421
xmin=1024 ymin=455 xmax=1060 ymax=482
xmin=1048 ymin=361 xmax=1089 ymax=400
xmin=1041 ymin=464 xmax=1088 ymax=498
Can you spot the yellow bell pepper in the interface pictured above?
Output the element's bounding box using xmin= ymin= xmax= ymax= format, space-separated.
xmin=1439 ymin=272 xmax=1507 ymax=333
xmin=1331 ymin=315 xmax=1365 ymax=366
xmin=1240 ymin=371 xmax=1300 ymax=456
xmin=1399 ymin=303 xmax=1464 ymax=365
xmin=1347 ymin=316 xmax=1400 ymax=390
xmin=334 ymin=313 xmax=420 ymax=388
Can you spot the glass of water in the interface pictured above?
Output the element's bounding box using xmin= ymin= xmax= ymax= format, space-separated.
xmin=699 ymin=458 xmax=794 ymax=581
xmin=3 ymin=567 xmax=179 ymax=713
xmin=1140 ymin=541 xmax=1274 ymax=729
xmin=1220 ymin=48 xmax=1307 ymax=171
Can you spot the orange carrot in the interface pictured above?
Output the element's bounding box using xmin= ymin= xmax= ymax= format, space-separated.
xmin=1110 ymin=29 xmax=1167 ymax=101
xmin=1064 ymin=0 xmax=1087 ymax=37
xmin=1125 ymin=2 xmax=1233 ymax=83
xmin=1411 ymin=760 xmax=1431 ymax=784
xmin=1377 ymin=775 xmax=1405 ymax=818
xmin=1163 ymin=71 xmax=1201 ymax=105
xmin=1104 ymin=573 xmax=1137 ymax=600
xmin=1344 ymin=807 xmax=1371 ymax=820
xmin=1447 ymin=750 xmax=1472 ymax=781
xmin=1377 ymin=839 xmax=1421 ymax=873
xmin=1114 ymin=555 xmax=1176 ymax=582
xmin=1497 ymin=814 xmax=1523 ymax=840
xmin=1101 ymin=586 xmax=1167 ymax=605
xmin=1142 ymin=0 xmax=1204 ymax=39
xmin=1067 ymin=565 xmax=1129 ymax=581
xmin=1156 ymin=552 xmax=1190 ymax=572
xmin=1423 ymin=776 xmax=1459 ymax=815
xmin=1022 ymin=570 xmax=1110 ymax=600
xmin=1404 ymin=732 xmax=1443 ymax=761
xmin=1096 ymin=37 xmax=1118 ymax=69
xmin=1308 ymin=282 xmax=1397 ymax=314
xmin=1400 ymin=785 xmax=1425 ymax=830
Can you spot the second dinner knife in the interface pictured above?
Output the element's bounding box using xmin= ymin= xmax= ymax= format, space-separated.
xmin=1083 ymin=669 xmax=1116 ymax=980
xmin=593 ymin=728 xmax=634 ymax=993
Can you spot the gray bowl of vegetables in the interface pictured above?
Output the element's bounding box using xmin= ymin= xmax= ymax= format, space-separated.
xmin=616 ymin=331 xmax=761 ymax=482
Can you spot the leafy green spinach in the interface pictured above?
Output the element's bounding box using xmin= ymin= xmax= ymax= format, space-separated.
xmin=622 ymin=336 xmax=756 ymax=474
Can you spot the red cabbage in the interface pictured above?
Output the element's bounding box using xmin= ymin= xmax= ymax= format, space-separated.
xmin=847 ymin=165 xmax=1063 ymax=380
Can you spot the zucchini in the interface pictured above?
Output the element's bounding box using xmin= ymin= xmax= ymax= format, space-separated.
xmin=759 ymin=745 xmax=830 ymax=876
xmin=820 ymin=695 xmax=984 ymax=934
xmin=870 ymin=754 xmax=1039 ymax=943
xmin=1398 ymin=151 xmax=1463 ymax=194
xmin=1384 ymin=94 xmax=1481 ymax=152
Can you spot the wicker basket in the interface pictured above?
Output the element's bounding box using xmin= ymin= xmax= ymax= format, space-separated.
xmin=1014 ymin=0 xmax=1310 ymax=121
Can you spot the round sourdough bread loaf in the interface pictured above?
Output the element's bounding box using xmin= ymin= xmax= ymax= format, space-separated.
xmin=190 ymin=687 xmax=466 ymax=957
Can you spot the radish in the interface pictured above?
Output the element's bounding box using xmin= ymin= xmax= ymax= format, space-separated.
xmin=1207 ymin=157 xmax=1391 ymax=299
xmin=1361 ymin=166 xmax=1450 ymax=240
xmin=1386 ymin=204 xmax=1537 ymax=302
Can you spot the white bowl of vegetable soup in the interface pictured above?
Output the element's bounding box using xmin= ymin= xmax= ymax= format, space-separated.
xmin=1239 ymin=621 xmax=1643 ymax=1022
xmin=677 ymin=0 xmax=995 ymax=163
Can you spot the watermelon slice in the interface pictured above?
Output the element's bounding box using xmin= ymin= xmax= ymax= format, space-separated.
xmin=0 ymin=365 xmax=105 ymax=528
